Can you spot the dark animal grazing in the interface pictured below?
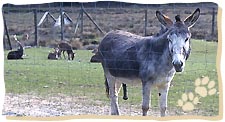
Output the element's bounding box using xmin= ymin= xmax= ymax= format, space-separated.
xmin=7 ymin=41 xmax=24 ymax=60
xmin=58 ymin=42 xmax=75 ymax=60
xmin=48 ymin=48 xmax=60 ymax=60
xmin=97 ymin=8 xmax=200 ymax=116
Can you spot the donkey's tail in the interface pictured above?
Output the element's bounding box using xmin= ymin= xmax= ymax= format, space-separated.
xmin=104 ymin=75 xmax=109 ymax=98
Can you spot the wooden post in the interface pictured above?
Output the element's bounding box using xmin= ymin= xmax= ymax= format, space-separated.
xmin=3 ymin=14 xmax=12 ymax=50
xmin=83 ymin=9 xmax=105 ymax=34
xmin=211 ymin=7 xmax=215 ymax=36
xmin=60 ymin=3 xmax=64 ymax=41
xmin=144 ymin=9 xmax=147 ymax=36
xmin=34 ymin=9 xmax=38 ymax=46
xmin=74 ymin=11 xmax=81 ymax=34
xmin=80 ymin=3 xmax=84 ymax=40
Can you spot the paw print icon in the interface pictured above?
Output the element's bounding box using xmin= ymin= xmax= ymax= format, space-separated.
xmin=177 ymin=77 xmax=217 ymax=112
xmin=177 ymin=92 xmax=199 ymax=111
xmin=195 ymin=77 xmax=217 ymax=97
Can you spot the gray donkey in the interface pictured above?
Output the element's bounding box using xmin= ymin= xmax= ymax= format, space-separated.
xmin=97 ymin=8 xmax=200 ymax=116
xmin=91 ymin=26 xmax=168 ymax=101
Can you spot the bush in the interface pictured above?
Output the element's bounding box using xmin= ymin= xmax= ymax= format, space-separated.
xmin=39 ymin=40 xmax=46 ymax=47
xmin=70 ymin=39 xmax=83 ymax=50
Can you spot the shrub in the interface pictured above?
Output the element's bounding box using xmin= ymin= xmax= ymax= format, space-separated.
xmin=70 ymin=39 xmax=83 ymax=50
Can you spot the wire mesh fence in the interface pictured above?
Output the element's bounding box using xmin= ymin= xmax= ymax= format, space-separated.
xmin=2 ymin=2 xmax=219 ymax=117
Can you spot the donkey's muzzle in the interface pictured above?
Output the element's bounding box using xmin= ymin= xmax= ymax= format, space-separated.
xmin=172 ymin=61 xmax=184 ymax=72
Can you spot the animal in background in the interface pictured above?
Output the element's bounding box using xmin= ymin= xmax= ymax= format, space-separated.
xmin=7 ymin=35 xmax=24 ymax=60
xmin=48 ymin=48 xmax=60 ymax=60
xmin=58 ymin=42 xmax=75 ymax=60
xmin=90 ymin=48 xmax=102 ymax=63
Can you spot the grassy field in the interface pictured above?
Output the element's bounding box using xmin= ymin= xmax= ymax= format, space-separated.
xmin=3 ymin=39 xmax=219 ymax=116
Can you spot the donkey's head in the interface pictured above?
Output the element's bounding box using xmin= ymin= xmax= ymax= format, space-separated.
xmin=156 ymin=8 xmax=200 ymax=72
xmin=71 ymin=52 xmax=75 ymax=60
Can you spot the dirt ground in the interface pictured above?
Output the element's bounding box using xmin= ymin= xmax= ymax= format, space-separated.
xmin=2 ymin=93 xmax=141 ymax=117
xmin=2 ymin=93 xmax=183 ymax=117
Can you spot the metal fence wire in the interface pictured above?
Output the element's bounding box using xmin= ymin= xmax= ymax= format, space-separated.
xmin=3 ymin=2 xmax=219 ymax=117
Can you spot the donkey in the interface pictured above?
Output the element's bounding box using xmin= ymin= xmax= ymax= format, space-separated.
xmin=7 ymin=40 xmax=24 ymax=60
xmin=97 ymin=8 xmax=200 ymax=116
xmin=48 ymin=48 xmax=60 ymax=60
xmin=58 ymin=42 xmax=75 ymax=60
xmin=92 ymin=25 xmax=168 ymax=100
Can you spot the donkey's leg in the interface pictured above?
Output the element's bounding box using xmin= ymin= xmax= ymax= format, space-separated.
xmin=67 ymin=51 xmax=70 ymax=60
xmin=107 ymin=75 xmax=122 ymax=115
xmin=122 ymin=83 xmax=128 ymax=100
xmin=157 ymin=82 xmax=170 ymax=117
xmin=114 ymin=81 xmax=122 ymax=115
xmin=142 ymin=81 xmax=151 ymax=116
xmin=63 ymin=51 xmax=66 ymax=59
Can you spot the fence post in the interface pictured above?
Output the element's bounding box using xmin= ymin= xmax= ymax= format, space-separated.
xmin=80 ymin=3 xmax=84 ymax=40
xmin=83 ymin=9 xmax=105 ymax=34
xmin=60 ymin=2 xmax=64 ymax=41
xmin=211 ymin=7 xmax=215 ymax=36
xmin=144 ymin=9 xmax=147 ymax=36
xmin=3 ymin=14 xmax=12 ymax=50
xmin=34 ymin=9 xmax=38 ymax=46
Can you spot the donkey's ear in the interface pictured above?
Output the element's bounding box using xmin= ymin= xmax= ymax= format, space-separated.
xmin=184 ymin=8 xmax=200 ymax=28
xmin=156 ymin=11 xmax=173 ymax=28
xmin=185 ymin=45 xmax=191 ymax=60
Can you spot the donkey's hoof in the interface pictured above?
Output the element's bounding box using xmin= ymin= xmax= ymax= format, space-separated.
xmin=123 ymin=96 xmax=128 ymax=100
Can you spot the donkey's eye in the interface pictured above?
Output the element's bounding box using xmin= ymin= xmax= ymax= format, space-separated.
xmin=171 ymin=48 xmax=174 ymax=53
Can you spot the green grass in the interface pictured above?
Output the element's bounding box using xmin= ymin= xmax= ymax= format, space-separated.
xmin=4 ymin=39 xmax=219 ymax=116
xmin=5 ymin=48 xmax=105 ymax=97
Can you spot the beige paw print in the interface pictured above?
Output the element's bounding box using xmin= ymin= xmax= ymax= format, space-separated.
xmin=177 ymin=92 xmax=199 ymax=111
xmin=195 ymin=77 xmax=217 ymax=97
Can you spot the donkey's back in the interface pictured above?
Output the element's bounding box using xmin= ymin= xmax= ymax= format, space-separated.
xmin=99 ymin=30 xmax=143 ymax=51
xmin=99 ymin=30 xmax=144 ymax=77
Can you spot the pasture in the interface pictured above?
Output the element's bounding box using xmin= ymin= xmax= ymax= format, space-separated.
xmin=3 ymin=39 xmax=219 ymax=116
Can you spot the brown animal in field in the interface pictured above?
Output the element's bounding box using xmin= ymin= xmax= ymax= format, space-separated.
xmin=22 ymin=33 xmax=29 ymax=41
xmin=48 ymin=48 xmax=60 ymax=60
xmin=58 ymin=42 xmax=75 ymax=60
